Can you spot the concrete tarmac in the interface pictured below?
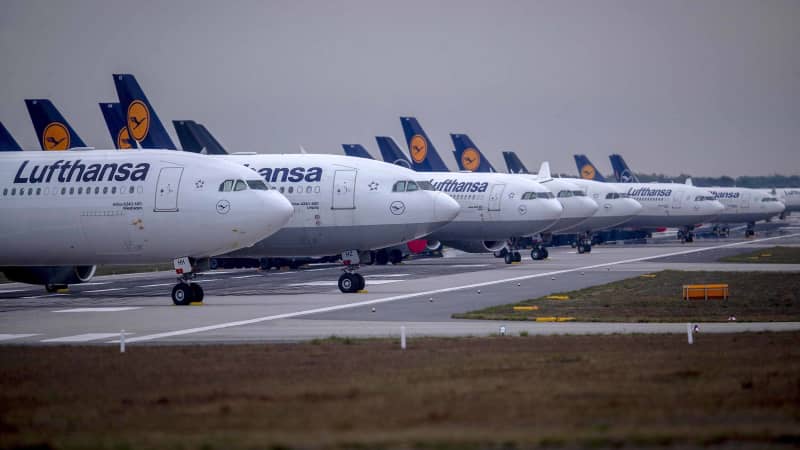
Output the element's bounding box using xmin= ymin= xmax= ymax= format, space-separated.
xmin=1 ymin=232 xmax=799 ymax=345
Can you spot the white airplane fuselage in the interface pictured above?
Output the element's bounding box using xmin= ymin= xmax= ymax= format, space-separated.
xmin=607 ymin=182 xmax=724 ymax=228
xmin=561 ymin=178 xmax=644 ymax=232
xmin=708 ymin=188 xmax=785 ymax=224
xmin=0 ymin=149 xmax=293 ymax=265
xmin=218 ymin=154 xmax=461 ymax=257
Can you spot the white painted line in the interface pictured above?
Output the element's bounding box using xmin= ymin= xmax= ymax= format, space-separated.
xmin=78 ymin=282 xmax=111 ymax=286
xmin=44 ymin=332 xmax=133 ymax=343
xmin=366 ymin=274 xmax=409 ymax=278
xmin=207 ymin=271 xmax=234 ymax=275
xmin=194 ymin=279 xmax=221 ymax=283
xmin=138 ymin=283 xmax=173 ymax=288
xmin=232 ymin=275 xmax=263 ymax=279
xmin=115 ymin=233 xmax=799 ymax=344
xmin=21 ymin=293 xmax=69 ymax=299
xmin=52 ymin=307 xmax=141 ymax=313
xmin=288 ymin=279 xmax=404 ymax=287
xmin=83 ymin=288 xmax=126 ymax=293
xmin=448 ymin=264 xmax=489 ymax=268
xmin=0 ymin=333 xmax=39 ymax=342
xmin=0 ymin=289 xmax=27 ymax=294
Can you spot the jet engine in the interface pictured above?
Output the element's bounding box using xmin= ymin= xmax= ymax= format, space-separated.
xmin=1 ymin=266 xmax=97 ymax=292
xmin=440 ymin=240 xmax=506 ymax=253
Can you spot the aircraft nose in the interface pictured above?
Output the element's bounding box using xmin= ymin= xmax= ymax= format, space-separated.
xmin=262 ymin=190 xmax=294 ymax=231
xmin=626 ymin=198 xmax=644 ymax=215
xmin=434 ymin=192 xmax=461 ymax=223
xmin=579 ymin=197 xmax=600 ymax=216
xmin=546 ymin=198 xmax=564 ymax=220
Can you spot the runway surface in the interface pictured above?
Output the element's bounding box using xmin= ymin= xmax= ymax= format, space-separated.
xmin=1 ymin=231 xmax=799 ymax=345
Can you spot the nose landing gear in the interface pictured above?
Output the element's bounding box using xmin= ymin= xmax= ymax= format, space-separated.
xmin=171 ymin=257 xmax=205 ymax=306
xmin=337 ymin=250 xmax=367 ymax=293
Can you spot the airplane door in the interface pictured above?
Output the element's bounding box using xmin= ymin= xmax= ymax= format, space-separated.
xmin=488 ymin=183 xmax=505 ymax=211
xmin=332 ymin=170 xmax=356 ymax=210
xmin=154 ymin=167 xmax=183 ymax=212
xmin=671 ymin=190 xmax=683 ymax=209
xmin=741 ymin=192 xmax=750 ymax=209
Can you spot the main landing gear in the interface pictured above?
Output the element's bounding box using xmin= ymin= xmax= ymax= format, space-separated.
xmin=745 ymin=222 xmax=756 ymax=238
xmin=338 ymin=250 xmax=366 ymax=293
xmin=575 ymin=232 xmax=593 ymax=254
xmin=171 ymin=257 xmax=204 ymax=306
xmin=677 ymin=227 xmax=695 ymax=243
xmin=530 ymin=244 xmax=549 ymax=260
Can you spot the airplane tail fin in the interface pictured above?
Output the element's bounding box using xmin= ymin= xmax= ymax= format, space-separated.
xmin=173 ymin=120 xmax=203 ymax=152
xmin=24 ymin=99 xmax=87 ymax=150
xmin=685 ymin=177 xmax=693 ymax=186
xmin=113 ymin=74 xmax=176 ymax=149
xmin=573 ymin=154 xmax=607 ymax=181
xmin=399 ymin=116 xmax=450 ymax=172
xmin=342 ymin=144 xmax=374 ymax=159
xmin=502 ymin=151 xmax=529 ymax=174
xmin=99 ymin=103 xmax=136 ymax=149
xmin=375 ymin=136 xmax=413 ymax=169
xmin=0 ymin=122 xmax=22 ymax=151
xmin=192 ymin=123 xmax=228 ymax=154
xmin=450 ymin=134 xmax=495 ymax=172
xmin=609 ymin=154 xmax=639 ymax=183
xmin=537 ymin=161 xmax=552 ymax=180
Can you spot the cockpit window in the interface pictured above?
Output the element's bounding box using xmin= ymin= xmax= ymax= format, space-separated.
xmin=539 ymin=192 xmax=554 ymax=199
xmin=416 ymin=181 xmax=434 ymax=191
xmin=557 ymin=190 xmax=573 ymax=198
xmin=406 ymin=181 xmax=419 ymax=192
xmin=762 ymin=197 xmax=779 ymax=202
xmin=392 ymin=181 xmax=407 ymax=192
xmin=219 ymin=180 xmax=234 ymax=192
xmin=234 ymin=180 xmax=248 ymax=191
xmin=605 ymin=193 xmax=619 ymax=199
xmin=247 ymin=180 xmax=268 ymax=190
xmin=572 ymin=190 xmax=586 ymax=197
xmin=694 ymin=195 xmax=715 ymax=201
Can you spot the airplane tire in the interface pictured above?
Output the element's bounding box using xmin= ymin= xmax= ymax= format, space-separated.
xmin=504 ymin=252 xmax=514 ymax=264
xmin=191 ymin=284 xmax=204 ymax=303
xmin=375 ymin=250 xmax=389 ymax=265
xmin=513 ymin=251 xmax=522 ymax=263
xmin=577 ymin=245 xmax=585 ymax=254
xmin=542 ymin=248 xmax=549 ymax=259
xmin=338 ymin=273 xmax=358 ymax=293
xmin=355 ymin=273 xmax=365 ymax=291
xmin=389 ymin=249 xmax=403 ymax=264
xmin=530 ymin=249 xmax=541 ymax=261
xmin=583 ymin=244 xmax=591 ymax=254
xmin=172 ymin=284 xmax=193 ymax=306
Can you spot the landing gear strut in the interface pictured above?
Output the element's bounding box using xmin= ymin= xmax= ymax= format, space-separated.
xmin=171 ymin=257 xmax=205 ymax=306
xmin=745 ymin=222 xmax=755 ymax=238
xmin=576 ymin=232 xmax=592 ymax=254
xmin=678 ymin=227 xmax=695 ymax=243
xmin=338 ymin=250 xmax=366 ymax=293
xmin=530 ymin=244 xmax=549 ymax=261
xmin=503 ymin=239 xmax=522 ymax=264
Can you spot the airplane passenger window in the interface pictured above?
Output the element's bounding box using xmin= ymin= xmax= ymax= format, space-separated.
xmin=10 ymin=188 xmax=15 ymax=195
xmin=416 ymin=181 xmax=434 ymax=191
xmin=306 ymin=186 xmax=312 ymax=193
xmin=2 ymin=188 xmax=6 ymax=196
xmin=103 ymin=187 xmax=108 ymax=194
xmin=234 ymin=180 xmax=247 ymax=191
xmin=246 ymin=180 xmax=268 ymax=190
xmin=95 ymin=187 xmax=100 ymax=194
xmin=129 ymin=186 xmax=134 ymax=194
xmin=69 ymin=187 xmax=74 ymax=195
xmin=393 ymin=181 xmax=406 ymax=192
xmin=219 ymin=180 xmax=234 ymax=192
xmin=61 ymin=187 xmax=66 ymax=195
xmin=406 ymin=181 xmax=419 ymax=192
xmin=78 ymin=187 xmax=83 ymax=194
xmin=112 ymin=187 xmax=117 ymax=194
xmin=288 ymin=186 xmax=294 ymax=194
xmin=36 ymin=188 xmax=41 ymax=195
xmin=279 ymin=186 xmax=285 ymax=193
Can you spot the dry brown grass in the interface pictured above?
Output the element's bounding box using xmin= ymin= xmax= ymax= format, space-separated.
xmin=719 ymin=246 xmax=800 ymax=264
xmin=454 ymin=270 xmax=800 ymax=322
xmin=2 ymin=333 xmax=800 ymax=449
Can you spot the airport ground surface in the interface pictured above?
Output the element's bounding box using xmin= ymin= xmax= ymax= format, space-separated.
xmin=1 ymin=225 xmax=800 ymax=345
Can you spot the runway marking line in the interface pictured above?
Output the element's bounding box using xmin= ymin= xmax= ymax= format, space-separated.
xmin=52 ymin=307 xmax=141 ymax=313
xmin=138 ymin=283 xmax=173 ymax=288
xmin=232 ymin=275 xmax=263 ymax=279
xmin=0 ymin=334 xmax=39 ymax=342
xmin=44 ymin=332 xmax=133 ymax=343
xmin=83 ymin=288 xmax=126 ymax=293
xmin=114 ymin=234 xmax=800 ymax=344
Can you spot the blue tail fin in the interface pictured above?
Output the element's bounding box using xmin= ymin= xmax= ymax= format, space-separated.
xmin=189 ymin=122 xmax=228 ymax=154
xmin=173 ymin=120 xmax=203 ymax=152
xmin=573 ymin=154 xmax=607 ymax=181
xmin=24 ymin=99 xmax=87 ymax=150
xmin=99 ymin=103 xmax=136 ymax=149
xmin=399 ymin=117 xmax=450 ymax=172
xmin=502 ymin=151 xmax=529 ymax=174
xmin=342 ymin=144 xmax=374 ymax=159
xmin=609 ymin=154 xmax=639 ymax=183
xmin=113 ymin=74 xmax=176 ymax=149
xmin=0 ymin=122 xmax=22 ymax=151
xmin=375 ymin=136 xmax=413 ymax=169
xmin=450 ymin=134 xmax=496 ymax=172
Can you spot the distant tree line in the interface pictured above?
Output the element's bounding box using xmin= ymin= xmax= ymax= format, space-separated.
xmin=555 ymin=173 xmax=800 ymax=188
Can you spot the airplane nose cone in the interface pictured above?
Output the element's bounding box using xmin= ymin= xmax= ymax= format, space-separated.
xmin=626 ymin=198 xmax=643 ymax=215
xmin=579 ymin=197 xmax=600 ymax=216
xmin=546 ymin=198 xmax=564 ymax=220
xmin=434 ymin=192 xmax=461 ymax=223
xmin=774 ymin=201 xmax=786 ymax=214
xmin=264 ymin=190 xmax=294 ymax=230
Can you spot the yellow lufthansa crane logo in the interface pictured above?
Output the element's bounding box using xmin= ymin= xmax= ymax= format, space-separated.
xmin=117 ymin=127 xmax=133 ymax=149
xmin=127 ymin=100 xmax=150 ymax=142
xmin=42 ymin=122 xmax=69 ymax=150
xmin=581 ymin=164 xmax=596 ymax=180
xmin=461 ymin=148 xmax=481 ymax=172
xmin=409 ymin=134 xmax=427 ymax=164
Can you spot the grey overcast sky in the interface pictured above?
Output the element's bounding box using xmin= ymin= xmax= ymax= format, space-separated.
xmin=1 ymin=0 xmax=798 ymax=176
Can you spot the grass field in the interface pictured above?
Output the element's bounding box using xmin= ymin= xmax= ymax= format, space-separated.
xmin=453 ymin=270 xmax=800 ymax=322
xmin=1 ymin=333 xmax=799 ymax=449
xmin=718 ymin=246 xmax=800 ymax=264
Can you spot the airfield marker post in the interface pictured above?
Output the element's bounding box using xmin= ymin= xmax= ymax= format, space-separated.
xmin=400 ymin=326 xmax=406 ymax=350
xmin=687 ymin=324 xmax=693 ymax=345
xmin=120 ymin=330 xmax=126 ymax=353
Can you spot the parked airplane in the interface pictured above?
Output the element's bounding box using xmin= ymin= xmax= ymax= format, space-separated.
xmin=24 ymin=99 xmax=87 ymax=150
xmin=574 ymin=154 xmax=724 ymax=242
xmin=99 ymin=103 xmax=135 ymax=149
xmin=760 ymin=188 xmax=800 ymax=218
xmin=450 ymin=133 xmax=598 ymax=257
xmin=113 ymin=75 xmax=462 ymax=292
xmin=502 ymin=151 xmax=642 ymax=254
xmin=0 ymin=148 xmax=294 ymax=304
xmin=0 ymin=122 xmax=22 ymax=151
xmin=378 ymin=120 xmax=564 ymax=263
xmin=609 ymin=154 xmax=785 ymax=237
